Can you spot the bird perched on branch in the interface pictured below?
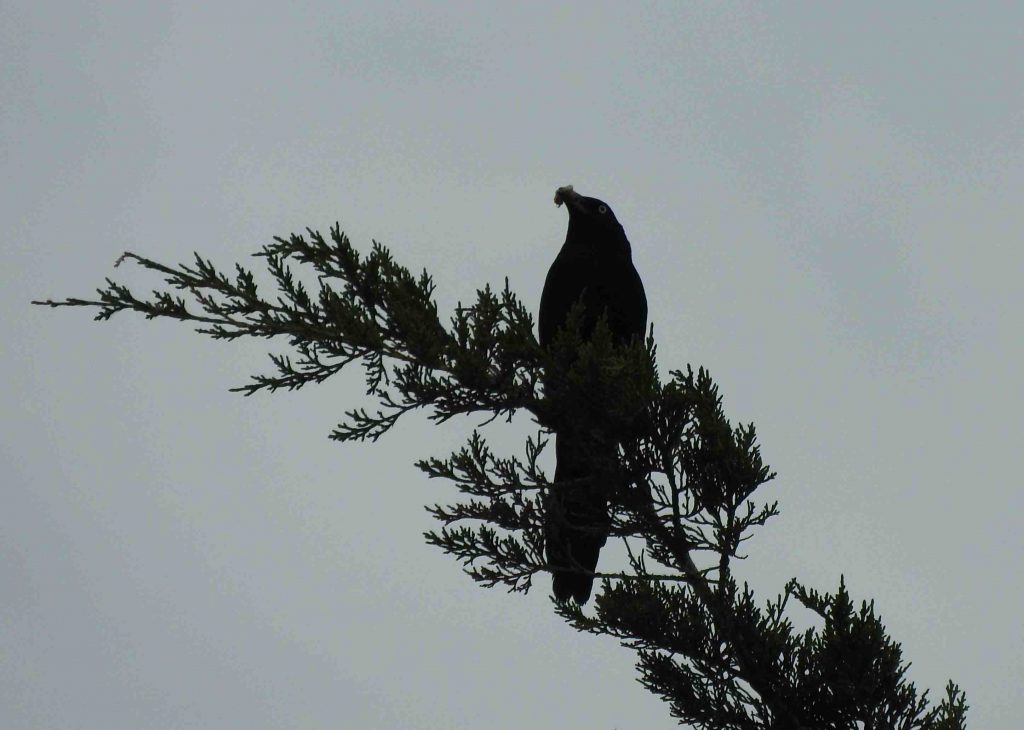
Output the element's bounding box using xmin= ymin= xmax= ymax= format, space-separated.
xmin=539 ymin=185 xmax=648 ymax=604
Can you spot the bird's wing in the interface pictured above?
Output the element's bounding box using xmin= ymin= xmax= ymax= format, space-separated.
xmin=538 ymin=246 xmax=594 ymax=347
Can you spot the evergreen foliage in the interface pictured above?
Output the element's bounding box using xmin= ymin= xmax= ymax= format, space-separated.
xmin=36 ymin=226 xmax=968 ymax=728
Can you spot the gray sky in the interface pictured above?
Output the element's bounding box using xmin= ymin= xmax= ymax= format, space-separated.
xmin=4 ymin=2 xmax=1022 ymax=727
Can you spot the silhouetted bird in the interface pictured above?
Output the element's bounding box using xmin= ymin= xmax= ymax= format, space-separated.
xmin=540 ymin=185 xmax=648 ymax=604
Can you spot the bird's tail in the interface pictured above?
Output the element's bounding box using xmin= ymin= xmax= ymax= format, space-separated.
xmin=546 ymin=432 xmax=611 ymax=605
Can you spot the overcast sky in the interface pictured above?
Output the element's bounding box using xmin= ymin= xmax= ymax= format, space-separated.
xmin=4 ymin=2 xmax=1022 ymax=728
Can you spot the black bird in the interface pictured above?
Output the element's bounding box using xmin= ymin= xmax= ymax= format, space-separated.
xmin=539 ymin=185 xmax=648 ymax=604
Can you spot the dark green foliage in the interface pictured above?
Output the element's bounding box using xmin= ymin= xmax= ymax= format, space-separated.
xmin=36 ymin=226 xmax=967 ymax=728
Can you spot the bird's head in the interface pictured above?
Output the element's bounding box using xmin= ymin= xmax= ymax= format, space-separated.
xmin=554 ymin=185 xmax=631 ymax=255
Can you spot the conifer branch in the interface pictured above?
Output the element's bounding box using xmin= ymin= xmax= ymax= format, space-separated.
xmin=35 ymin=226 xmax=968 ymax=728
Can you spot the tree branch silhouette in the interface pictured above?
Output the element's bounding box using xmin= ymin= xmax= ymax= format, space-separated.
xmin=35 ymin=225 xmax=968 ymax=729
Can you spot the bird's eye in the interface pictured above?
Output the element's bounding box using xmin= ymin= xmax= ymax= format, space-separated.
xmin=598 ymin=204 xmax=608 ymax=214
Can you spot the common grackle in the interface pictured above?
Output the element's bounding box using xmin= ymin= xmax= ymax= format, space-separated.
xmin=540 ymin=185 xmax=648 ymax=604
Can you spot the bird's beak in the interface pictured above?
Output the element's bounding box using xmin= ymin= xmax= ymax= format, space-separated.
xmin=554 ymin=185 xmax=584 ymax=214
